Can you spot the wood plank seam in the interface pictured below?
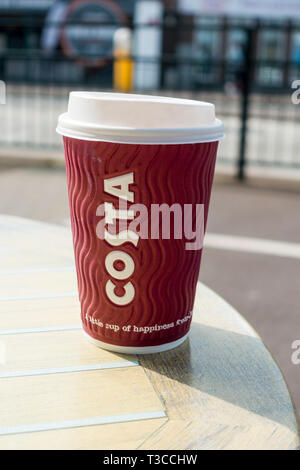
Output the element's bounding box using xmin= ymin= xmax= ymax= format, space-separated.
xmin=0 ymin=293 xmax=78 ymax=301
xmin=138 ymin=364 xmax=169 ymax=420
xmin=0 ymin=267 xmax=75 ymax=275
xmin=136 ymin=419 xmax=170 ymax=450
xmin=0 ymin=325 xmax=81 ymax=335
xmin=0 ymin=361 xmax=140 ymax=379
xmin=0 ymin=411 xmax=167 ymax=436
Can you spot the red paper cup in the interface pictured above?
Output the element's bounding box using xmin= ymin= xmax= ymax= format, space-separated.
xmin=57 ymin=92 xmax=224 ymax=353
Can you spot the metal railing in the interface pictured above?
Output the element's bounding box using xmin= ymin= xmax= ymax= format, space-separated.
xmin=0 ymin=16 xmax=300 ymax=179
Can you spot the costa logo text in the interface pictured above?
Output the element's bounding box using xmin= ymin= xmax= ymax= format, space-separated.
xmin=96 ymin=172 xmax=138 ymax=307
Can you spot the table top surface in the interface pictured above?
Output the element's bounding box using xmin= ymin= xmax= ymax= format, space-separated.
xmin=0 ymin=214 xmax=299 ymax=450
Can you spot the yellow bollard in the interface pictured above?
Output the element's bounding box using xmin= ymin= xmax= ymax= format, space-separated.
xmin=113 ymin=28 xmax=133 ymax=92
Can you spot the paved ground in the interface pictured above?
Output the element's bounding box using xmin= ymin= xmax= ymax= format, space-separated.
xmin=0 ymin=163 xmax=299 ymax=421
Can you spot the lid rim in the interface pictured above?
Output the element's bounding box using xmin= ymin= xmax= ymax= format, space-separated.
xmin=58 ymin=113 xmax=223 ymax=133
xmin=57 ymin=92 xmax=224 ymax=144
xmin=56 ymin=123 xmax=225 ymax=145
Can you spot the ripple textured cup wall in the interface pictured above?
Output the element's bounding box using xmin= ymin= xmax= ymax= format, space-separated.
xmin=63 ymin=136 xmax=218 ymax=352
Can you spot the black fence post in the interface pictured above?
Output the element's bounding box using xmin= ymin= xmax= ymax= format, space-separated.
xmin=237 ymin=27 xmax=255 ymax=181
xmin=160 ymin=10 xmax=180 ymax=89
xmin=0 ymin=40 xmax=5 ymax=83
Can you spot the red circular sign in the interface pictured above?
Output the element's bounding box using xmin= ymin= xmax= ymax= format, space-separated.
xmin=60 ymin=0 xmax=127 ymax=67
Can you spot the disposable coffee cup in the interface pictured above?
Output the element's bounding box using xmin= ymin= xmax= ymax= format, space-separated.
xmin=57 ymin=92 xmax=224 ymax=354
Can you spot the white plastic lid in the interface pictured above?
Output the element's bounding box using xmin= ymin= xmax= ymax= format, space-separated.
xmin=56 ymin=92 xmax=224 ymax=144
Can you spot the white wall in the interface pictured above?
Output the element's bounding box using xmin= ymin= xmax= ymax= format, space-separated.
xmin=178 ymin=0 xmax=300 ymax=19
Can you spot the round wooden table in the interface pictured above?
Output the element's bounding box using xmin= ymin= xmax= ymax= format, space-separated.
xmin=0 ymin=215 xmax=299 ymax=450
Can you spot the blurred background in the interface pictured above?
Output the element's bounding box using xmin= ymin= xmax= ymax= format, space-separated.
xmin=0 ymin=0 xmax=299 ymax=420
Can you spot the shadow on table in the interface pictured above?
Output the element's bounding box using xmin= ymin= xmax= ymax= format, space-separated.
xmin=138 ymin=323 xmax=298 ymax=431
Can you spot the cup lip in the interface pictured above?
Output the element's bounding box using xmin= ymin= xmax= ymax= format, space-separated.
xmin=56 ymin=115 xmax=225 ymax=145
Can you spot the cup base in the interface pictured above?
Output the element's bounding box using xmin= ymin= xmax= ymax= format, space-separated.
xmin=83 ymin=330 xmax=189 ymax=355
